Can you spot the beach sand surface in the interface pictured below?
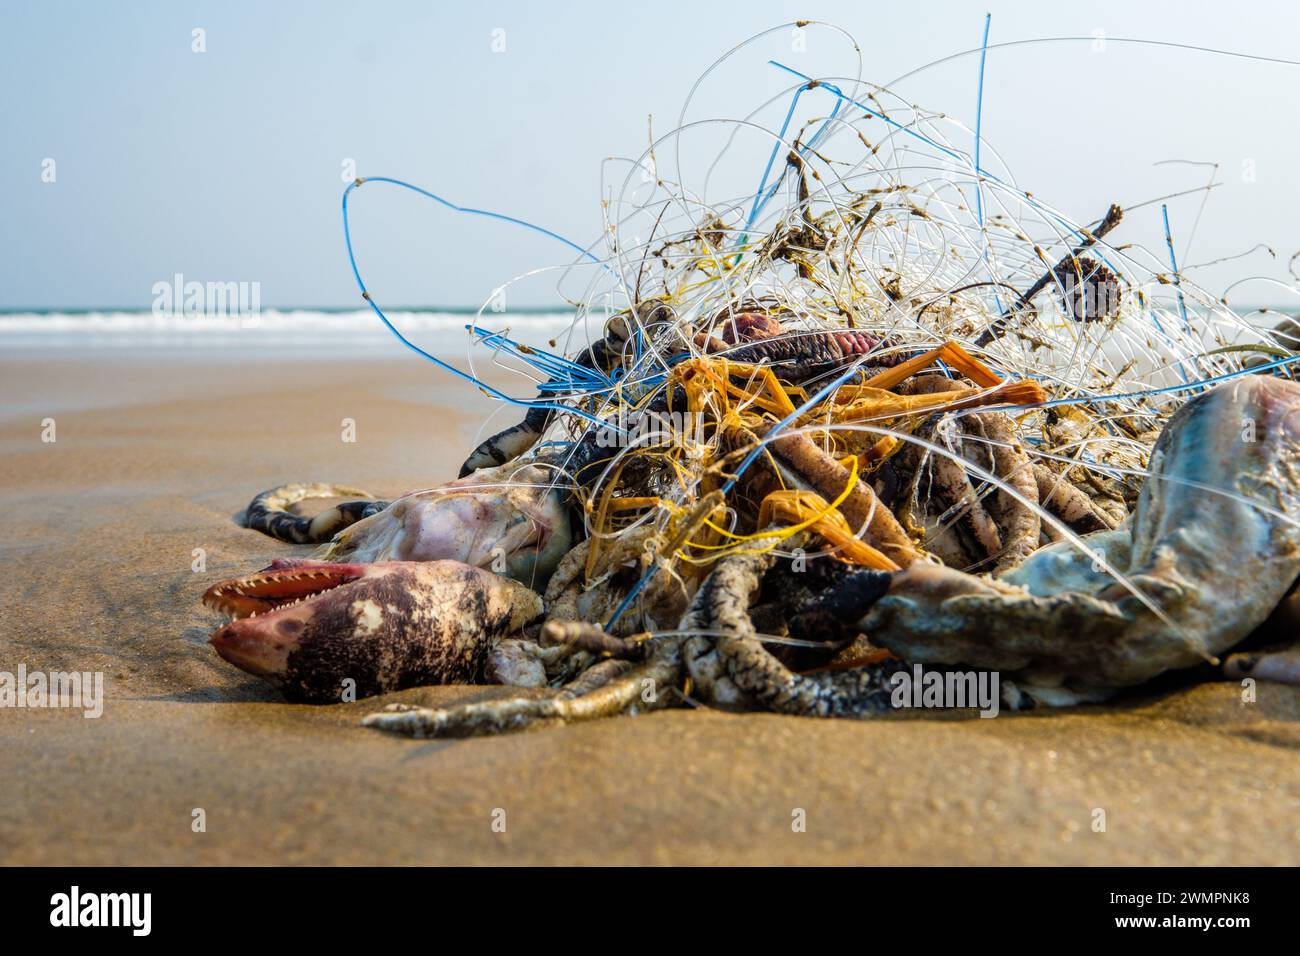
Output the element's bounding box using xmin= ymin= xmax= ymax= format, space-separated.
xmin=2 ymin=354 xmax=1298 ymax=865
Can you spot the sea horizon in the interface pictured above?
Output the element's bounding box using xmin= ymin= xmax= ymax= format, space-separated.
xmin=3 ymin=302 xmax=1294 ymax=355
xmin=0 ymin=305 xmax=582 ymax=354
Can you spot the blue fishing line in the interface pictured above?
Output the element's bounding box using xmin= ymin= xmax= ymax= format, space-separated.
xmin=1157 ymin=204 xmax=1197 ymax=385
xmin=734 ymin=78 xmax=843 ymax=258
xmin=1143 ymin=305 xmax=1191 ymax=386
xmin=769 ymin=62 xmax=966 ymax=163
xmin=977 ymin=13 xmax=993 ymax=226
xmin=772 ymin=58 xmax=1130 ymax=295
xmin=782 ymin=38 xmax=1174 ymax=377
xmin=603 ymin=560 xmax=661 ymax=632
xmin=341 ymin=176 xmax=616 ymax=431
xmin=351 ymin=176 xmax=607 ymax=267
xmin=971 ymin=14 xmax=1011 ymax=319
xmin=468 ymin=326 xmax=614 ymax=389
xmin=1161 ymin=204 xmax=1194 ymax=335
xmin=473 ymin=334 xmax=580 ymax=380
xmin=735 ymin=85 xmax=802 ymax=251
xmin=770 ymin=58 xmax=1110 ymax=266
xmin=772 ymin=56 xmax=1015 ymax=323
xmin=974 ymin=13 xmax=991 ymax=226
xmin=1025 ymin=352 xmax=1300 ymax=411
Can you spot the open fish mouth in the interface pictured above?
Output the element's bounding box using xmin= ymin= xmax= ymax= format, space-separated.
xmin=202 ymin=558 xmax=366 ymax=620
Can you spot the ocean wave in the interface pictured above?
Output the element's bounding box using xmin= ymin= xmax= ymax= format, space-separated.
xmin=0 ymin=309 xmax=581 ymax=351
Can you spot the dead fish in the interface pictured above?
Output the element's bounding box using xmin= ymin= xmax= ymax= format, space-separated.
xmin=203 ymin=558 xmax=543 ymax=703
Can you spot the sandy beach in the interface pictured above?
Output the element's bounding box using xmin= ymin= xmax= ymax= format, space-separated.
xmin=2 ymin=353 xmax=1299 ymax=866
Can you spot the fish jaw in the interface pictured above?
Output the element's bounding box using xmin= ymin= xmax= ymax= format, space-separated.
xmin=205 ymin=559 xmax=543 ymax=702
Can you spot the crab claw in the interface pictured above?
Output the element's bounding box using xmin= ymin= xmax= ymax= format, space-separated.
xmin=204 ymin=559 xmax=543 ymax=703
xmin=203 ymin=558 xmax=363 ymax=620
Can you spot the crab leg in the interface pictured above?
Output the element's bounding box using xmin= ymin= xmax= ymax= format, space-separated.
xmin=766 ymin=431 xmax=924 ymax=566
xmin=862 ymin=340 xmax=1004 ymax=390
xmin=703 ymin=328 xmax=885 ymax=383
xmin=974 ymin=412 xmax=1042 ymax=573
xmin=457 ymin=307 xmax=647 ymax=476
xmin=458 ymin=405 xmax=554 ymax=477
xmin=362 ymin=630 xmax=684 ymax=737
xmin=681 ymin=533 xmax=907 ymax=717
xmin=757 ymin=490 xmax=900 ymax=571
xmin=827 ymin=379 xmax=1046 ymax=423
xmin=1225 ymin=645 xmax=1300 ymax=688
xmin=244 ymin=483 xmax=388 ymax=544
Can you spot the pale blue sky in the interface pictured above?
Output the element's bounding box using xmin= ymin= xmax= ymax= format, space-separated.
xmin=2 ymin=0 xmax=1298 ymax=309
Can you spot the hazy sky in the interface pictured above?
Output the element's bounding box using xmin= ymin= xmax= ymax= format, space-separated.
xmin=3 ymin=0 xmax=1298 ymax=309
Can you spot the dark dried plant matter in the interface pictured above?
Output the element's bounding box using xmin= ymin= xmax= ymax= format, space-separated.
xmin=206 ymin=22 xmax=1300 ymax=735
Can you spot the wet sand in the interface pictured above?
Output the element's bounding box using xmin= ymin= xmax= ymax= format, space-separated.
xmin=2 ymin=354 xmax=1299 ymax=865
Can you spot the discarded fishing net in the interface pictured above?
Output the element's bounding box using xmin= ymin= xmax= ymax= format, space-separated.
xmin=338 ymin=20 xmax=1300 ymax=632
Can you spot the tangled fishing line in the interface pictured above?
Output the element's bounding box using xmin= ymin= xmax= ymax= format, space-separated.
xmin=339 ymin=19 xmax=1300 ymax=632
